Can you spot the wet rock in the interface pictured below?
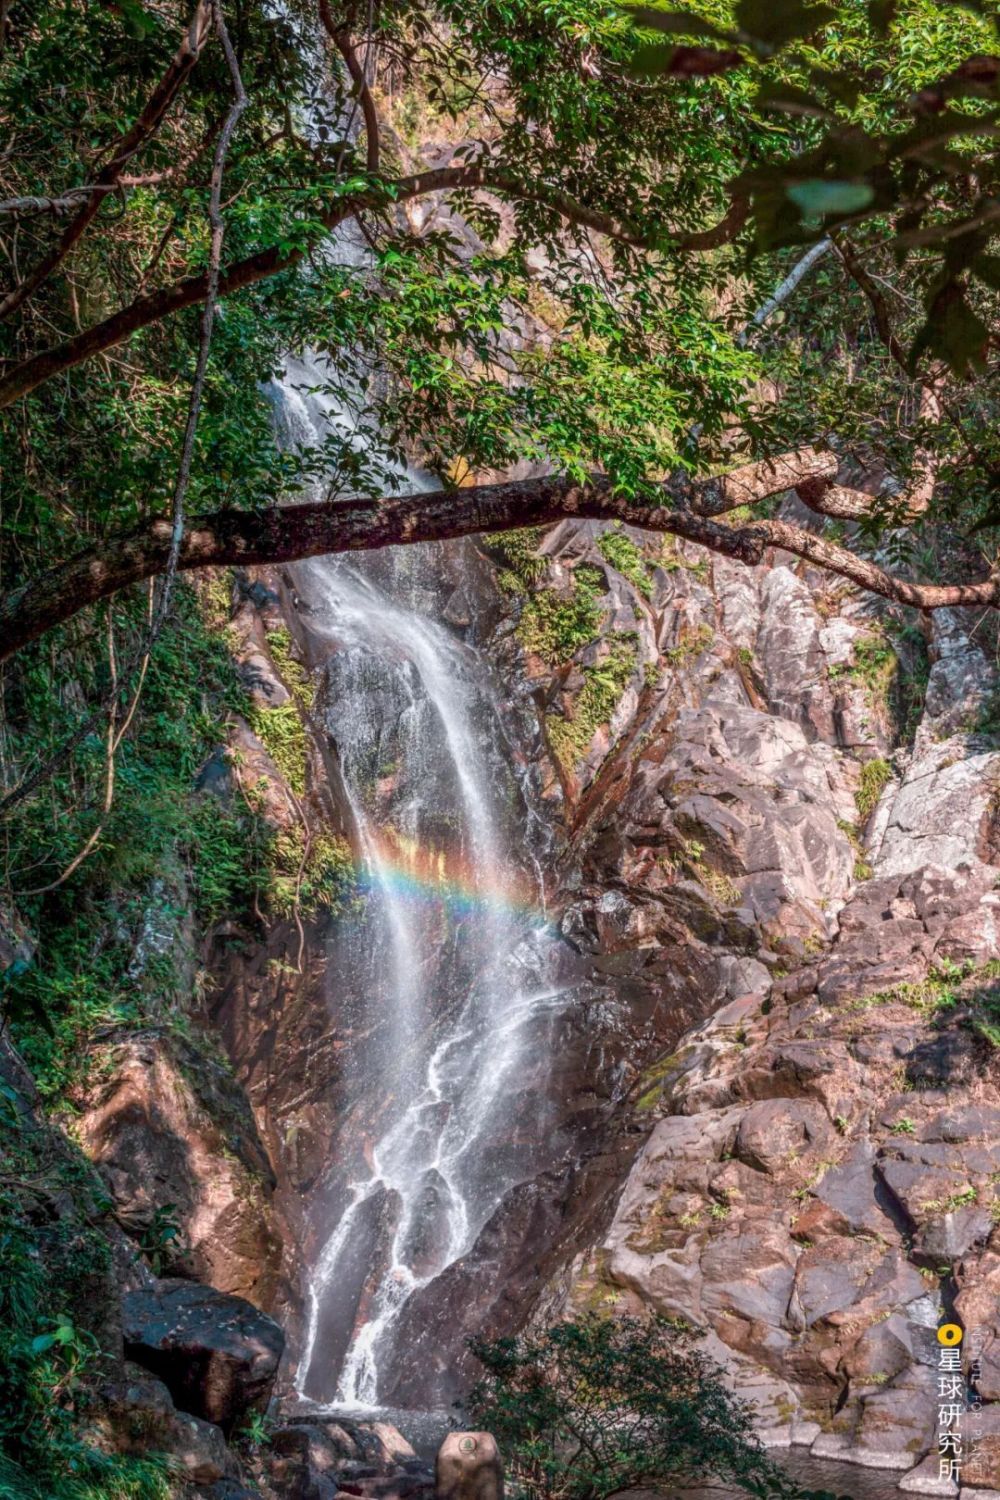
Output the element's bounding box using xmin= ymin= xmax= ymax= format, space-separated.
xmin=197 ymin=1482 xmax=265 ymax=1500
xmin=956 ymin=1404 xmax=1000 ymax=1490
xmin=267 ymin=1426 xmax=342 ymax=1500
xmin=122 ymin=1278 xmax=284 ymax=1431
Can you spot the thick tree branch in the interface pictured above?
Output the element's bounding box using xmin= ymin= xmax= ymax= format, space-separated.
xmin=0 ymin=0 xmax=213 ymax=321
xmin=318 ymin=1 xmax=379 ymax=174
xmin=2 ymin=453 xmax=994 ymax=668
xmin=748 ymin=515 xmax=996 ymax=608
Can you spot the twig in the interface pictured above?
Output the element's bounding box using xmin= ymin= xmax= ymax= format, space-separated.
xmin=13 ymin=586 xmax=153 ymax=895
xmin=740 ymin=237 xmax=832 ymax=341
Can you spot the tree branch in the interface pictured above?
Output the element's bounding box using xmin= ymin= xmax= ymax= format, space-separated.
xmin=830 ymin=234 xmax=908 ymax=370
xmin=2 ymin=451 xmax=993 ymax=669
xmin=0 ymin=0 xmax=213 ymax=321
xmin=152 ymin=0 xmax=247 ymax=637
xmin=0 ymin=162 xmax=742 ymax=411
xmin=318 ymin=1 xmax=379 ymax=174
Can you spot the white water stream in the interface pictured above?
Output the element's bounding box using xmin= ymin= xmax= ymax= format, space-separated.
xmin=271 ymin=356 xmax=568 ymax=1407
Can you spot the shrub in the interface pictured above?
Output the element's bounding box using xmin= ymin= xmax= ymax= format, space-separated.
xmin=517 ymin=565 xmax=606 ymax=666
xmin=466 ymin=1316 xmax=845 ymax=1500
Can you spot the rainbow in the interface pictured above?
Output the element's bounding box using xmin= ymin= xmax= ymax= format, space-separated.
xmin=348 ymin=826 xmax=546 ymax=920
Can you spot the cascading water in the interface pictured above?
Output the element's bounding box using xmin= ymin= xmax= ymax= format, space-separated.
xmin=270 ymin=357 xmax=573 ymax=1409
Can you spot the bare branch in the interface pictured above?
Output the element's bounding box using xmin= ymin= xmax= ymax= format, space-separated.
xmin=741 ymin=237 xmax=832 ymax=340
xmin=318 ymin=1 xmax=380 ymax=174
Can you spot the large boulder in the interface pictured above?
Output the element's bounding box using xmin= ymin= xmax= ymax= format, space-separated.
xmin=99 ymin=1361 xmax=233 ymax=1485
xmin=122 ymin=1278 xmax=284 ymax=1431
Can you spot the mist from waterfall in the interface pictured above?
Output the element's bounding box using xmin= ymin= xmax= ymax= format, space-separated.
xmin=270 ymin=355 xmax=570 ymax=1408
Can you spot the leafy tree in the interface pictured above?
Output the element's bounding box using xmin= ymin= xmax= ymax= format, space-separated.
xmin=466 ymin=1316 xmax=847 ymax=1500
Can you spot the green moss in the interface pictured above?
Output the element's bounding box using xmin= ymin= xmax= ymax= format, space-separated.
xmin=487 ymin=527 xmax=548 ymax=593
xmin=547 ymin=632 xmax=637 ymax=771
xmin=664 ymin=623 xmax=715 ymax=667
xmin=855 ymin=757 xmax=892 ymax=821
xmin=837 ymin=817 xmax=873 ymax=880
xmin=970 ymin=686 xmax=1000 ymax=740
xmin=266 ymin=828 xmax=355 ymax=919
xmin=266 ymin=624 xmax=315 ymax=709
xmin=518 ymin=564 xmax=605 ymax=665
xmin=246 ymin=700 xmax=308 ymax=797
xmin=843 ymin=631 xmax=897 ymax=707
xmin=597 ymin=524 xmax=653 ymax=599
xmin=851 ymin=958 xmax=975 ymax=1017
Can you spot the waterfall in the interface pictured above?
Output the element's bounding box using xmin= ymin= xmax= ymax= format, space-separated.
xmin=270 ymin=358 xmax=570 ymax=1409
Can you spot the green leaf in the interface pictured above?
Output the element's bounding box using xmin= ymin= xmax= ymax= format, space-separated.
xmin=786 ymin=179 xmax=875 ymax=217
xmin=115 ymin=0 xmax=160 ymax=38
xmin=628 ymin=39 xmax=740 ymax=76
xmin=972 ymin=253 xmax=1000 ymax=289
xmin=913 ymin=281 xmax=989 ymax=377
xmin=756 ymin=81 xmax=832 ymax=117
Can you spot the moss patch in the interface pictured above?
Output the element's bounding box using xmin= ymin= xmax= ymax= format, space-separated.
xmin=547 ymin=632 xmax=637 ymax=771
xmin=597 ymin=524 xmax=654 ymax=599
xmin=518 ymin=564 xmax=606 ymax=665
xmin=246 ymin=701 xmax=309 ymax=797
xmin=855 ymin=757 xmax=893 ymax=821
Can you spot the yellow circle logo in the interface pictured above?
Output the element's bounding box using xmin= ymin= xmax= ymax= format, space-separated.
xmin=938 ymin=1324 xmax=963 ymax=1346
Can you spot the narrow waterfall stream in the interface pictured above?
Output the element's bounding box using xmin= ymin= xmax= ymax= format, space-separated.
xmin=271 ymin=361 xmax=571 ymax=1409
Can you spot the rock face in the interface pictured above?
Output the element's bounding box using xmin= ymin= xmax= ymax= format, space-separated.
xmin=101 ymin=1362 xmax=234 ymax=1486
xmin=539 ymin=560 xmax=1000 ymax=1476
xmin=122 ymin=1278 xmax=285 ymax=1432
xmin=75 ymin=1029 xmax=282 ymax=1304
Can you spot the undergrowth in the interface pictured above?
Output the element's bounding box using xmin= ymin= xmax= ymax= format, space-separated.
xmin=0 ymin=1103 xmax=172 ymax=1500
xmin=850 ymin=957 xmax=1000 ymax=1048
xmin=855 ymin=757 xmax=892 ymax=821
xmin=488 ymin=528 xmax=548 ymax=593
xmin=0 ymin=581 xmax=351 ymax=1103
xmin=597 ymin=525 xmax=654 ymax=599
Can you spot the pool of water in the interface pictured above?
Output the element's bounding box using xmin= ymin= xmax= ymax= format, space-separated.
xmin=294 ymin=1404 xmax=913 ymax=1498
xmin=667 ymin=1450 xmax=908 ymax=1499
